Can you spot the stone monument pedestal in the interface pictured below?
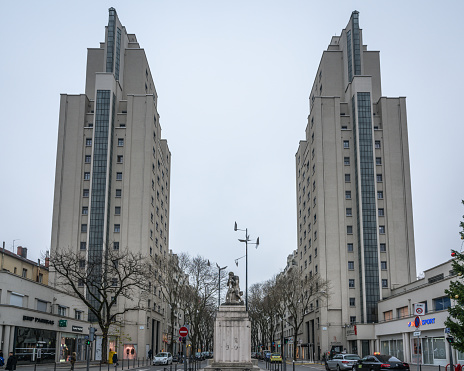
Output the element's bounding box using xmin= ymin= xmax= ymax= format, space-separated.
xmin=205 ymin=305 xmax=260 ymax=371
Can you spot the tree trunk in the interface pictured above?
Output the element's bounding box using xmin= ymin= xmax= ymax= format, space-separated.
xmin=101 ymin=329 xmax=109 ymax=363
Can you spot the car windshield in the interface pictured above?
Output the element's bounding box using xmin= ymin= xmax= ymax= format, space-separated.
xmin=272 ymin=354 xmax=280 ymax=356
xmin=345 ymin=355 xmax=361 ymax=360
xmin=156 ymin=353 xmax=168 ymax=357
xmin=376 ymin=356 xmax=401 ymax=363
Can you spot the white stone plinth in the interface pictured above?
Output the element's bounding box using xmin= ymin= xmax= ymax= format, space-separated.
xmin=205 ymin=305 xmax=260 ymax=370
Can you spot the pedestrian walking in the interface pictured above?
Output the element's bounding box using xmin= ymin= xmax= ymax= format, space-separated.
xmin=5 ymin=352 xmax=16 ymax=370
xmin=112 ymin=351 xmax=119 ymax=366
xmin=148 ymin=348 xmax=153 ymax=359
xmin=70 ymin=352 xmax=77 ymax=370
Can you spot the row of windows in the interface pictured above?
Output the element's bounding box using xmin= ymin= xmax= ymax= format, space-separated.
xmin=343 ymin=140 xmax=381 ymax=149
xmin=348 ymin=260 xmax=388 ymax=270
xmin=344 ymin=157 xmax=383 ymax=166
xmin=345 ymin=173 xmax=383 ymax=182
xmin=345 ymin=190 xmax=385 ymax=200
xmin=346 ymin=225 xmax=385 ymax=234
xmin=85 ymin=138 xmax=124 ymax=147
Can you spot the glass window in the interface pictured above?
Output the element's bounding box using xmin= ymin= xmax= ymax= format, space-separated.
xmin=117 ymin=155 xmax=123 ymax=163
xmin=86 ymin=139 xmax=92 ymax=146
xmin=37 ymin=300 xmax=47 ymax=312
xmin=348 ymin=261 xmax=354 ymax=270
xmin=344 ymin=157 xmax=350 ymax=165
xmin=116 ymin=172 xmax=122 ymax=180
xmin=346 ymin=208 xmax=352 ymax=217
xmin=377 ymin=191 xmax=383 ymax=199
xmin=347 ymin=243 xmax=353 ymax=252
xmin=118 ymin=138 xmax=124 ymax=146
xmin=343 ymin=140 xmax=350 ymax=149
xmin=433 ymin=296 xmax=451 ymax=311
xmin=376 ymin=157 xmax=382 ymax=165
xmin=10 ymin=293 xmax=23 ymax=307
xmin=81 ymin=224 xmax=87 ymax=233
xmin=82 ymin=206 xmax=88 ymax=215
xmin=380 ymin=243 xmax=386 ymax=252
xmin=84 ymin=172 xmax=90 ymax=180
xmin=79 ymin=259 xmax=86 ymax=268
xmin=378 ymin=208 xmax=384 ymax=216
xmin=397 ymin=306 xmax=408 ymax=318
xmin=115 ymin=206 xmax=121 ymax=215
xmin=379 ymin=226 xmax=385 ymax=234
xmin=349 ymin=297 xmax=355 ymax=306
xmin=382 ymin=279 xmax=388 ymax=288
xmin=350 ymin=316 xmax=356 ymax=324
xmin=75 ymin=310 xmax=82 ymax=320
xmin=83 ymin=189 xmax=89 ymax=197
xmin=114 ymin=224 xmax=120 ymax=233
xmin=377 ymin=174 xmax=383 ymax=182
xmin=85 ymin=155 xmax=91 ymax=163
xmin=347 ymin=225 xmax=353 ymax=234
xmin=349 ymin=279 xmax=355 ymax=288
xmin=113 ymin=242 xmax=119 ymax=250
xmin=80 ymin=242 xmax=86 ymax=250
xmin=58 ymin=306 xmax=67 ymax=316
xmin=381 ymin=261 xmax=387 ymax=270
xmin=384 ymin=310 xmax=393 ymax=321
xmin=346 ymin=191 xmax=352 ymax=199
xmin=375 ymin=141 xmax=381 ymax=149
xmin=116 ymin=189 xmax=122 ymax=197
xmin=345 ymin=174 xmax=351 ymax=182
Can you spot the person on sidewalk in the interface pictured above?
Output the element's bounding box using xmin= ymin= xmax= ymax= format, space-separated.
xmin=70 ymin=352 xmax=77 ymax=370
xmin=112 ymin=351 xmax=119 ymax=366
xmin=5 ymin=352 xmax=16 ymax=371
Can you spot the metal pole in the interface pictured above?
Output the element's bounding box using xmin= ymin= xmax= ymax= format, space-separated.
xmin=87 ymin=342 xmax=90 ymax=371
xmin=218 ymin=268 xmax=221 ymax=307
xmin=449 ymin=341 xmax=454 ymax=371
xmin=246 ymin=228 xmax=248 ymax=311
xmin=416 ymin=334 xmax=420 ymax=371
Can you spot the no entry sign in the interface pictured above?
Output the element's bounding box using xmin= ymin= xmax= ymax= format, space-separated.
xmin=179 ymin=326 xmax=188 ymax=337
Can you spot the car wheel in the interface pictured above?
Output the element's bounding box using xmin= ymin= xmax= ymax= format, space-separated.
xmin=326 ymin=363 xmax=331 ymax=371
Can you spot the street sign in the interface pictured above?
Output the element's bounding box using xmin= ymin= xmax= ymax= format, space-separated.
xmin=414 ymin=303 xmax=425 ymax=316
xmin=445 ymin=328 xmax=451 ymax=334
xmin=414 ymin=316 xmax=421 ymax=328
xmin=179 ymin=326 xmax=188 ymax=337
xmin=413 ymin=331 xmax=421 ymax=337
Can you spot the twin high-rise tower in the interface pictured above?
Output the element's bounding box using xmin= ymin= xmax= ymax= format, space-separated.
xmin=295 ymin=11 xmax=416 ymax=356
xmin=50 ymin=8 xmax=171 ymax=356
xmin=49 ymin=8 xmax=416 ymax=359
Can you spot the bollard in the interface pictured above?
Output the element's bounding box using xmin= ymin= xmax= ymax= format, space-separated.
xmin=34 ymin=363 xmax=37 ymax=371
xmin=100 ymin=362 xmax=102 ymax=371
xmin=293 ymin=359 xmax=295 ymax=371
xmin=108 ymin=361 xmax=110 ymax=371
xmin=54 ymin=362 xmax=57 ymax=371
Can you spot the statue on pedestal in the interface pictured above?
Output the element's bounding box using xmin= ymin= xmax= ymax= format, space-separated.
xmin=225 ymin=272 xmax=244 ymax=305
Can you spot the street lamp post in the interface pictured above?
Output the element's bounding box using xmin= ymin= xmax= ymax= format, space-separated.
xmin=216 ymin=263 xmax=227 ymax=308
xmin=234 ymin=221 xmax=259 ymax=311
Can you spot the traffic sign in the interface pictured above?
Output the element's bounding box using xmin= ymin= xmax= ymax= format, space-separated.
xmin=413 ymin=331 xmax=421 ymax=337
xmin=179 ymin=326 xmax=188 ymax=337
xmin=414 ymin=303 xmax=425 ymax=316
xmin=414 ymin=316 xmax=421 ymax=328
xmin=445 ymin=328 xmax=451 ymax=334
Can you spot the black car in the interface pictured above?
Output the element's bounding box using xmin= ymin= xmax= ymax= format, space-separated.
xmin=355 ymin=355 xmax=409 ymax=371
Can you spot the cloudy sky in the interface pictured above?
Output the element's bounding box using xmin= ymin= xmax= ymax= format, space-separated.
xmin=2 ymin=0 xmax=463 ymax=288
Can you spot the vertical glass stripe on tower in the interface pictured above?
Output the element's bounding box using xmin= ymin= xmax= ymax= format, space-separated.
xmin=347 ymin=30 xmax=353 ymax=82
xmin=88 ymin=90 xmax=112 ymax=321
xmin=106 ymin=9 xmax=116 ymax=73
xmin=352 ymin=12 xmax=361 ymax=76
xmin=353 ymin=92 xmax=379 ymax=323
xmin=115 ymin=28 xmax=121 ymax=80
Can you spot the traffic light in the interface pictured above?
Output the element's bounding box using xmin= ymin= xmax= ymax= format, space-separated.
xmin=284 ymin=339 xmax=288 ymax=344
xmin=447 ymin=336 xmax=455 ymax=343
xmin=86 ymin=340 xmax=91 ymax=346
xmin=89 ymin=327 xmax=96 ymax=341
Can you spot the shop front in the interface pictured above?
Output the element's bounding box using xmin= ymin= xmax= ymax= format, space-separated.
xmin=14 ymin=326 xmax=57 ymax=364
xmin=59 ymin=331 xmax=88 ymax=362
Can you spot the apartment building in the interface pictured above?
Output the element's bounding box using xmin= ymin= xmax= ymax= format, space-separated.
xmin=295 ymin=11 xmax=416 ymax=359
xmin=49 ymin=8 xmax=172 ymax=359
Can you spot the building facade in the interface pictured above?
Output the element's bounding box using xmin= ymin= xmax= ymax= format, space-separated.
xmin=1 ymin=245 xmax=49 ymax=285
xmin=295 ymin=11 xmax=416 ymax=360
xmin=0 ymin=270 xmax=90 ymax=364
xmin=49 ymin=8 xmax=172 ymax=359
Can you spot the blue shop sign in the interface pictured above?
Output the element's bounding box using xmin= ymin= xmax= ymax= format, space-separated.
xmin=407 ymin=318 xmax=435 ymax=327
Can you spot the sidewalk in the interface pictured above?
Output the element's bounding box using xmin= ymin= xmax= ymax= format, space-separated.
xmin=12 ymin=359 xmax=153 ymax=371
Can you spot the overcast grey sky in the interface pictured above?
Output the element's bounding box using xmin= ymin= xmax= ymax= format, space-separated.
xmin=1 ymin=0 xmax=463 ymax=287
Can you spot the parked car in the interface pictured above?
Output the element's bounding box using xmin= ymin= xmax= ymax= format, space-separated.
xmin=264 ymin=351 xmax=271 ymax=361
xmin=172 ymin=355 xmax=180 ymax=363
xmin=195 ymin=352 xmax=204 ymax=360
xmin=355 ymin=355 xmax=409 ymax=371
xmin=326 ymin=354 xmax=361 ymax=371
xmin=270 ymin=353 xmax=282 ymax=363
xmin=153 ymin=352 xmax=173 ymax=365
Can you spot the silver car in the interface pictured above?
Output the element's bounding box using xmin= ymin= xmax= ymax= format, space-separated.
xmin=153 ymin=352 xmax=173 ymax=365
xmin=326 ymin=354 xmax=361 ymax=371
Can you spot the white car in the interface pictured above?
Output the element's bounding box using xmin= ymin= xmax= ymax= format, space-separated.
xmin=153 ymin=352 xmax=173 ymax=365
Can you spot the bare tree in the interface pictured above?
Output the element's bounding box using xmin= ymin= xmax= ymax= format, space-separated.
xmin=50 ymin=247 xmax=149 ymax=363
xmin=151 ymin=252 xmax=190 ymax=354
xmin=278 ymin=268 xmax=329 ymax=359
xmin=180 ymin=255 xmax=218 ymax=355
